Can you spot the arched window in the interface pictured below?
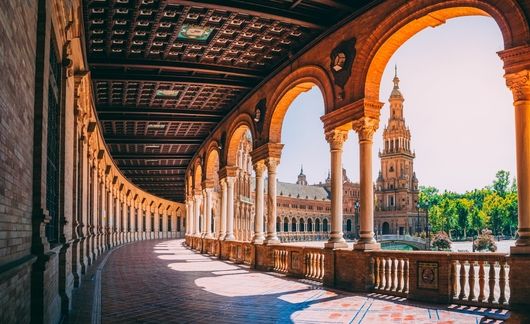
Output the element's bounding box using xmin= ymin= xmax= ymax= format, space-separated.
xmin=346 ymin=219 xmax=352 ymax=232
xmin=276 ymin=216 xmax=281 ymax=232
xmin=283 ymin=217 xmax=289 ymax=232
xmin=323 ymin=219 xmax=329 ymax=232
xmin=291 ymin=218 xmax=297 ymax=232
xmin=308 ymin=218 xmax=313 ymax=231
xmin=299 ymin=218 xmax=305 ymax=232
xmin=315 ymin=218 xmax=321 ymax=232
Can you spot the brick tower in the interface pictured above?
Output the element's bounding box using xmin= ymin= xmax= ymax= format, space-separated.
xmin=375 ymin=67 xmax=422 ymax=235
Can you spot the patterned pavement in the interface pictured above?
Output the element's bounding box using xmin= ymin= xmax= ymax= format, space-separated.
xmin=100 ymin=239 xmax=506 ymax=323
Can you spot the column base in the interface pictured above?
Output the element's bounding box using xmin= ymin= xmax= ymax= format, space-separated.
xmin=224 ymin=234 xmax=235 ymax=241
xmin=263 ymin=238 xmax=280 ymax=245
xmin=511 ymin=245 xmax=530 ymax=255
xmin=324 ymin=241 xmax=348 ymax=249
xmin=353 ymin=242 xmax=381 ymax=251
xmin=252 ymin=234 xmax=265 ymax=244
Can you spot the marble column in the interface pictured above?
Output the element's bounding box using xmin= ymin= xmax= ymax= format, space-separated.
xmin=506 ymin=70 xmax=530 ymax=253
xmin=353 ymin=117 xmax=380 ymax=251
xmin=264 ymin=158 xmax=280 ymax=244
xmin=324 ymin=129 xmax=349 ymax=249
xmin=146 ymin=207 xmax=152 ymax=239
xmin=154 ymin=207 xmax=160 ymax=238
xmin=194 ymin=195 xmax=201 ymax=236
xmin=162 ymin=208 xmax=168 ymax=239
xmin=225 ymin=177 xmax=235 ymax=241
xmin=252 ymin=160 xmax=266 ymax=244
xmin=129 ymin=203 xmax=136 ymax=241
xmin=219 ymin=179 xmax=227 ymax=240
xmin=204 ymin=188 xmax=213 ymax=238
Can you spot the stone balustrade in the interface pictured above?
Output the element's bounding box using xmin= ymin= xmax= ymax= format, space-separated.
xmin=186 ymin=236 xmax=511 ymax=310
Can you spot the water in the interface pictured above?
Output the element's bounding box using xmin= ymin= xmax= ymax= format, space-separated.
xmin=381 ymin=243 xmax=415 ymax=251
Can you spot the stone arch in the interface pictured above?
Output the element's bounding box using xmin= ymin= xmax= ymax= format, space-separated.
xmin=193 ymin=162 xmax=203 ymax=192
xmin=204 ymin=141 xmax=220 ymax=182
xmin=225 ymin=114 xmax=255 ymax=167
xmin=266 ymin=65 xmax=334 ymax=144
xmin=353 ymin=0 xmax=529 ymax=100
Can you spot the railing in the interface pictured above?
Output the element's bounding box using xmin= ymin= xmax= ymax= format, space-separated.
xmin=186 ymin=235 xmax=512 ymax=310
xmin=450 ymin=253 xmax=509 ymax=308
xmin=273 ymin=248 xmax=288 ymax=273
xmin=372 ymin=251 xmax=409 ymax=296
xmin=272 ymin=246 xmax=326 ymax=282
xmin=304 ymin=248 xmax=325 ymax=281
xmin=379 ymin=234 xmax=426 ymax=244
xmin=278 ymin=232 xmax=330 ymax=243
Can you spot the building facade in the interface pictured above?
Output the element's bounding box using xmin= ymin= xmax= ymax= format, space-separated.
xmin=374 ymin=68 xmax=425 ymax=235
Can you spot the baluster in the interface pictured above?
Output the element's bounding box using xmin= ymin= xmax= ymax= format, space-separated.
xmin=316 ymin=254 xmax=321 ymax=280
xmin=451 ymin=260 xmax=458 ymax=299
xmin=319 ymin=254 xmax=323 ymax=280
xmin=384 ymin=257 xmax=390 ymax=290
xmin=374 ymin=257 xmax=380 ymax=289
xmin=403 ymin=259 xmax=409 ymax=293
xmin=498 ymin=260 xmax=507 ymax=304
xmin=488 ymin=260 xmax=496 ymax=304
xmin=468 ymin=261 xmax=476 ymax=301
xmin=396 ymin=258 xmax=403 ymax=292
xmin=478 ymin=261 xmax=485 ymax=302
xmin=309 ymin=253 xmax=314 ymax=279
xmin=390 ymin=258 xmax=396 ymax=291
xmin=459 ymin=261 xmax=467 ymax=300
xmin=379 ymin=258 xmax=385 ymax=289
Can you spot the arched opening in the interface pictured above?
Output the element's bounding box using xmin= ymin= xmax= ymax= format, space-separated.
xmin=283 ymin=217 xmax=289 ymax=232
xmin=291 ymin=218 xmax=297 ymax=232
xmin=382 ymin=222 xmax=391 ymax=235
xmin=315 ymin=218 xmax=321 ymax=232
xmin=346 ymin=219 xmax=352 ymax=232
xmin=276 ymin=217 xmax=281 ymax=233
xmin=362 ymin=6 xmax=522 ymax=247
xmin=307 ymin=218 xmax=313 ymax=232
xmin=323 ymin=219 xmax=329 ymax=232
xmin=299 ymin=218 xmax=305 ymax=232
xmin=226 ymin=125 xmax=254 ymax=242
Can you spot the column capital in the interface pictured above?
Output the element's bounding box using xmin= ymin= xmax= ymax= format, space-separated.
xmin=265 ymin=157 xmax=280 ymax=172
xmin=225 ymin=176 xmax=236 ymax=185
xmin=253 ymin=160 xmax=267 ymax=177
xmin=218 ymin=165 xmax=238 ymax=179
xmin=352 ymin=117 xmax=379 ymax=143
xmin=201 ymin=179 xmax=215 ymax=189
xmin=505 ymin=69 xmax=530 ymax=102
xmin=251 ymin=142 xmax=284 ymax=162
xmin=325 ymin=129 xmax=349 ymax=150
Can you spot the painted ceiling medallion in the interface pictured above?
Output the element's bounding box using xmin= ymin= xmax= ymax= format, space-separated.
xmin=156 ymin=89 xmax=179 ymax=98
xmin=177 ymin=24 xmax=214 ymax=41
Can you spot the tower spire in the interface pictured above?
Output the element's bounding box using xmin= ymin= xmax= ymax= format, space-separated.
xmin=393 ymin=64 xmax=400 ymax=89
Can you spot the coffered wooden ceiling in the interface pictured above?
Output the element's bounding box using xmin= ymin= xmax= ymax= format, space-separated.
xmin=83 ymin=0 xmax=379 ymax=202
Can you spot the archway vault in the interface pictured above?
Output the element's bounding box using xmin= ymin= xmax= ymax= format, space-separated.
xmin=356 ymin=1 xmax=529 ymax=101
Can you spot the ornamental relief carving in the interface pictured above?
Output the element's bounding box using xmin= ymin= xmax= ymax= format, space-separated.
xmin=351 ymin=117 xmax=379 ymax=142
xmin=325 ymin=129 xmax=348 ymax=149
xmin=505 ymin=70 xmax=530 ymax=102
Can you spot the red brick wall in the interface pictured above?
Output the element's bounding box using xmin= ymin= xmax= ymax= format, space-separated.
xmin=0 ymin=1 xmax=38 ymax=323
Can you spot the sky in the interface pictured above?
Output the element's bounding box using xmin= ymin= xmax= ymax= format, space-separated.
xmin=276 ymin=16 xmax=515 ymax=193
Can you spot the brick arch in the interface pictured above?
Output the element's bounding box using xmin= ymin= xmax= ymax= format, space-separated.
xmin=266 ymin=65 xmax=334 ymax=144
xmin=353 ymin=0 xmax=529 ymax=101
xmin=225 ymin=114 xmax=255 ymax=167
xmin=193 ymin=162 xmax=203 ymax=192
xmin=204 ymin=141 xmax=220 ymax=182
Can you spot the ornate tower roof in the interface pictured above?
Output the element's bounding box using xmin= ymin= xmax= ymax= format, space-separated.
xmin=389 ymin=65 xmax=404 ymax=100
xmin=296 ymin=165 xmax=308 ymax=186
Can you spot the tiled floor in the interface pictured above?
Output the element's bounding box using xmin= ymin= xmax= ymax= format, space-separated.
xmin=97 ymin=239 xmax=509 ymax=323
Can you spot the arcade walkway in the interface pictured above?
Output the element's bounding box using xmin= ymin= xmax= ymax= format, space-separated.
xmin=73 ymin=239 xmax=508 ymax=323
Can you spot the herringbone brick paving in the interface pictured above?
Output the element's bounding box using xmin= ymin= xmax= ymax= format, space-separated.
xmin=93 ymin=239 xmax=509 ymax=323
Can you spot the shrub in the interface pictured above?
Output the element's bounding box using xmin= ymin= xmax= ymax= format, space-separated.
xmin=432 ymin=231 xmax=452 ymax=250
xmin=473 ymin=229 xmax=497 ymax=252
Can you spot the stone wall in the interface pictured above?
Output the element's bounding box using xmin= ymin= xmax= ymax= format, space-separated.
xmin=0 ymin=1 xmax=38 ymax=322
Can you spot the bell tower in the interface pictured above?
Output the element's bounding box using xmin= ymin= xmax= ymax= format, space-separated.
xmin=375 ymin=67 xmax=420 ymax=235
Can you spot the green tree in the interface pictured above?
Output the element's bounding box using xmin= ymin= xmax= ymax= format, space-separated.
xmin=493 ymin=170 xmax=511 ymax=197
xmin=483 ymin=192 xmax=508 ymax=236
xmin=454 ymin=198 xmax=472 ymax=238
